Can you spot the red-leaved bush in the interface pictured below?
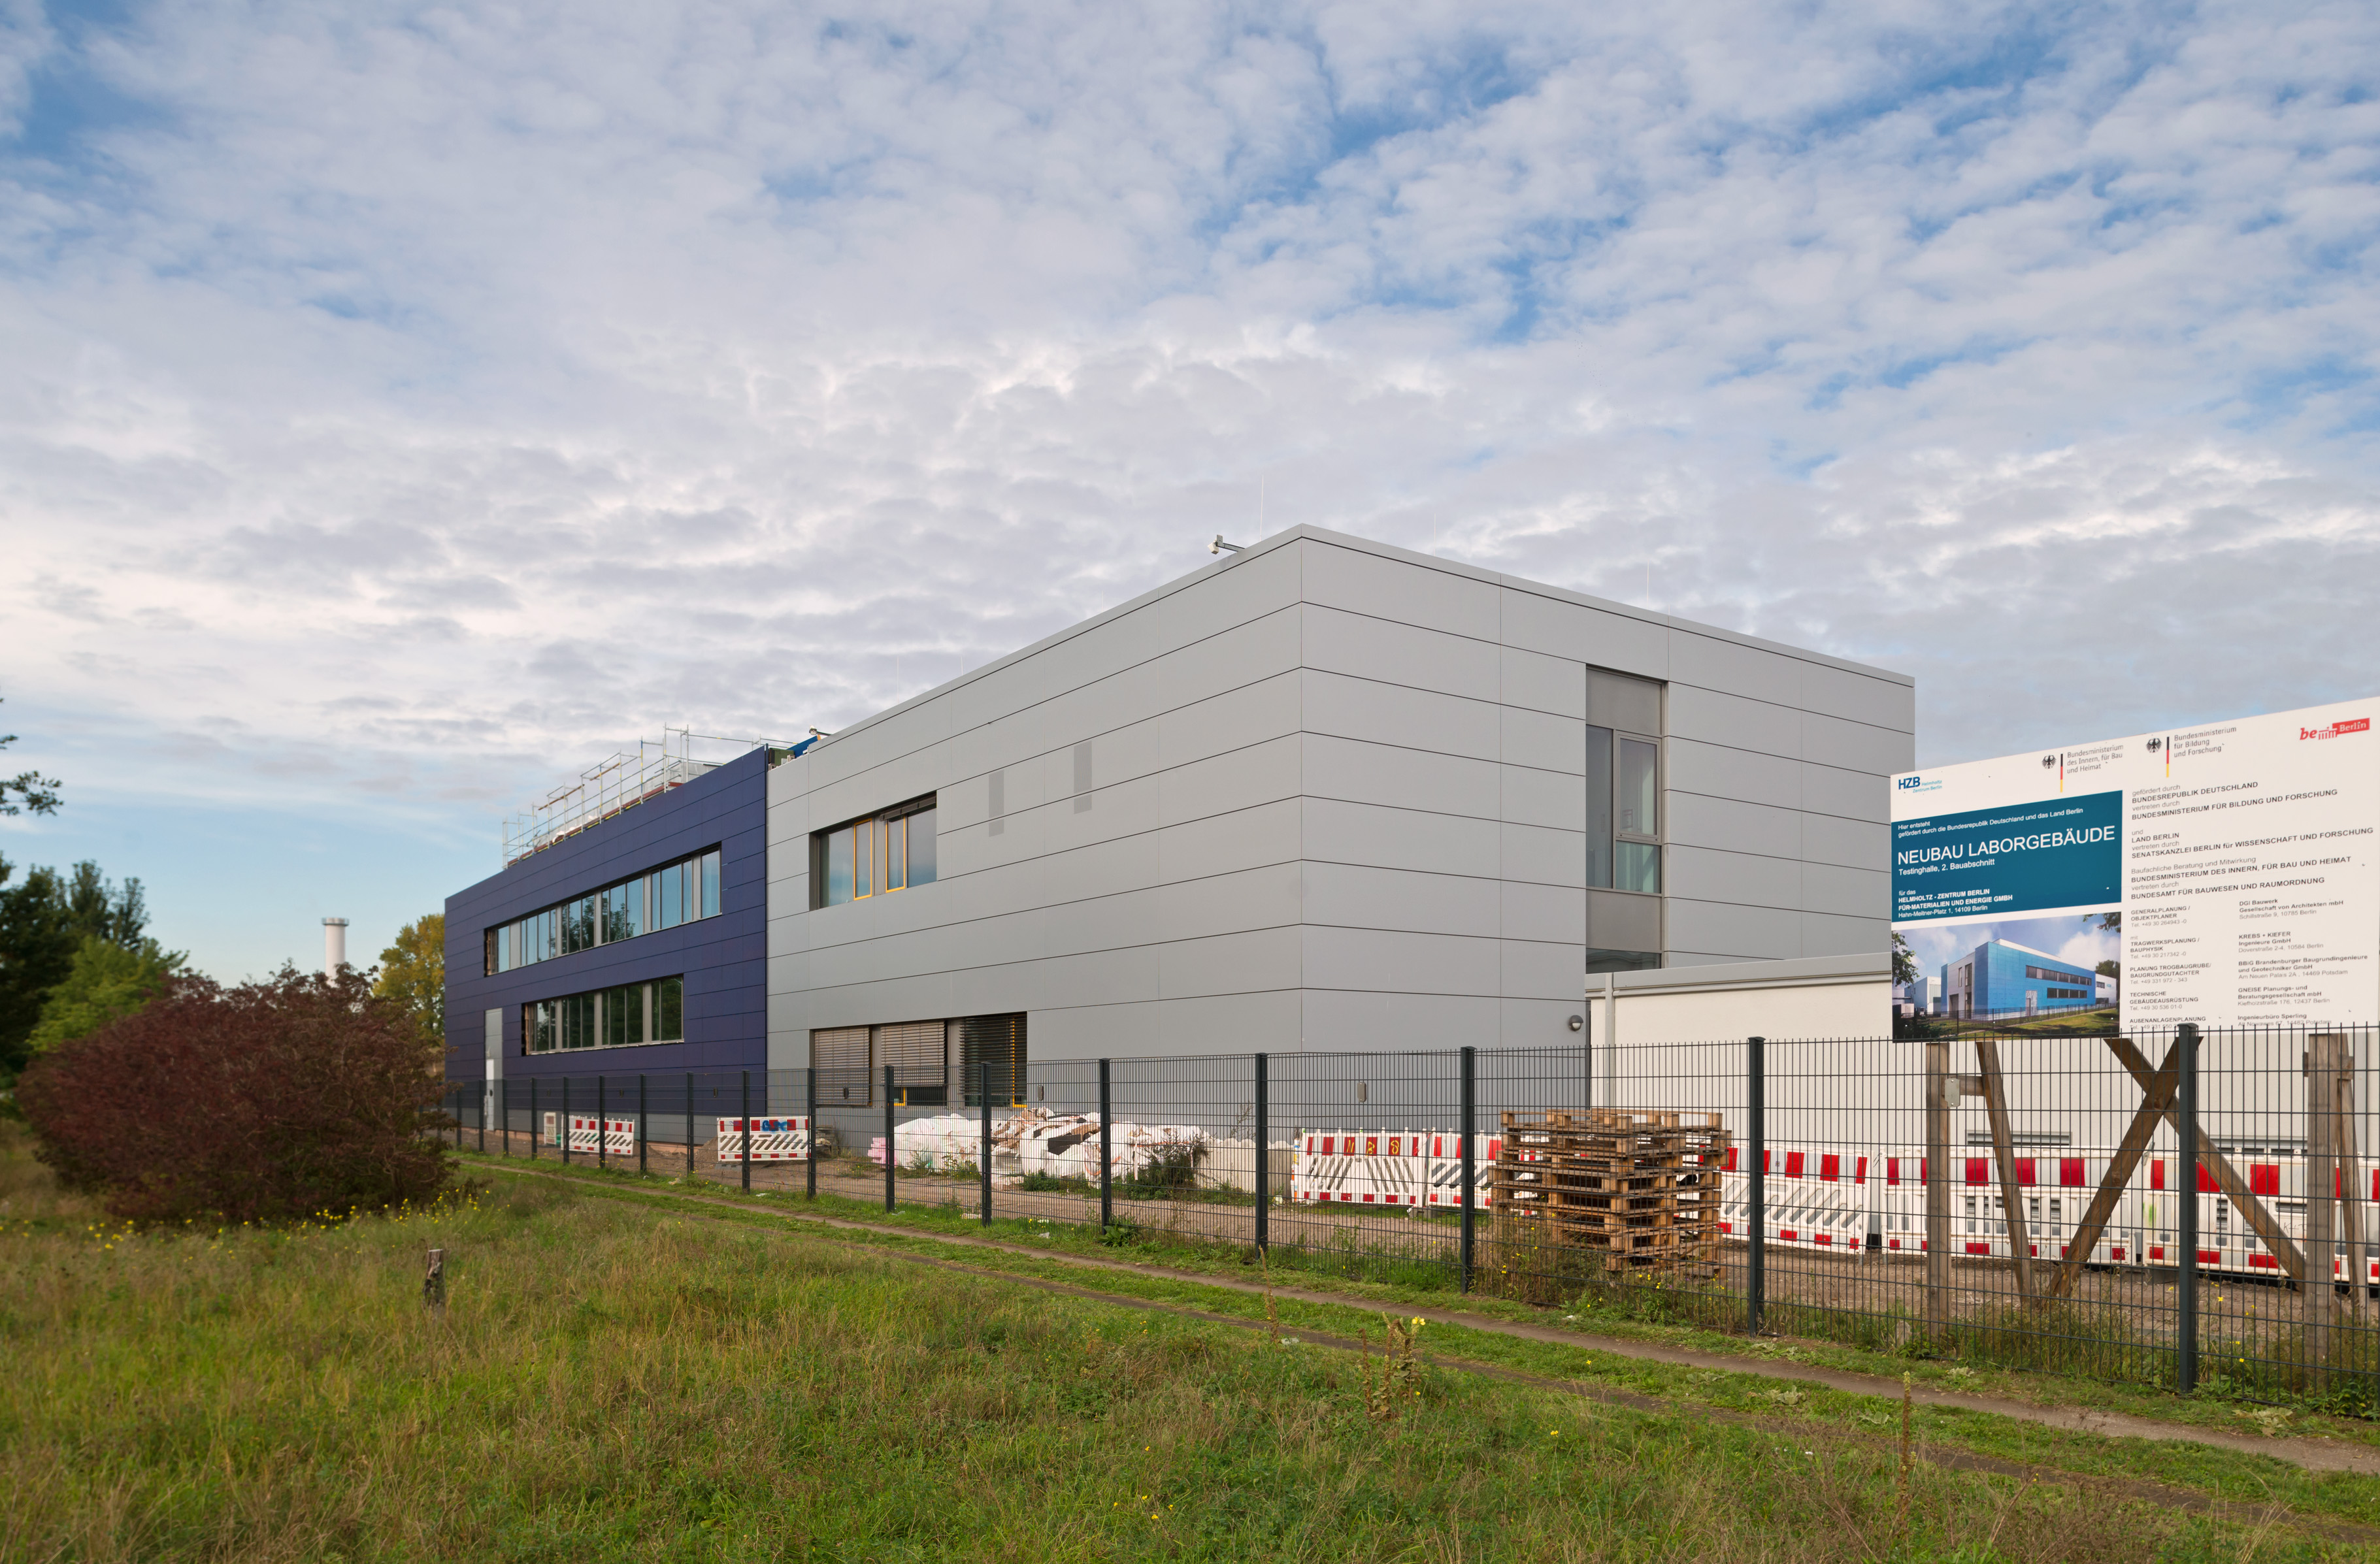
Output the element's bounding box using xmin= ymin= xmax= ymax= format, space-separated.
xmin=17 ymin=966 xmax=453 ymax=1223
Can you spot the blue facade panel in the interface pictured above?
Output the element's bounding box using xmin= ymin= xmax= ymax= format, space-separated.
xmin=442 ymin=749 xmax=770 ymax=1082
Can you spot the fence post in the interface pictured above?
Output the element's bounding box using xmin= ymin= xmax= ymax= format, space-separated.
xmin=1099 ymin=1058 xmax=1113 ymax=1231
xmin=452 ymin=1085 xmax=462 ymax=1149
xmin=2179 ymin=1021 xmax=2200 ymax=1394
xmin=598 ymin=1074 xmax=608 ymax=1171
xmin=529 ymin=1077 xmax=538 ymax=1161
xmin=980 ymin=1060 xmax=993 ymax=1228
xmin=1925 ymin=1037 xmax=1949 ymax=1341
xmin=741 ymin=1071 xmax=753 ymax=1192
xmin=686 ymin=1072 xmax=695 ymax=1176
xmin=806 ymin=1066 xmax=818 ymax=1200
xmin=478 ymin=1079 xmax=486 ymax=1153
xmin=1459 ymin=1045 xmax=1476 ymax=1295
xmin=561 ymin=1077 xmax=571 ymax=1165
xmin=1748 ymin=1035 xmax=1766 ymax=1336
xmin=1254 ymin=1052 xmax=1269 ymax=1254
xmin=501 ymin=1077 xmax=509 ymax=1158
xmin=638 ymin=1075 xmax=648 ymax=1176
xmin=883 ymin=1064 xmax=897 ymax=1213
xmin=2309 ymin=1031 xmax=2343 ymax=1390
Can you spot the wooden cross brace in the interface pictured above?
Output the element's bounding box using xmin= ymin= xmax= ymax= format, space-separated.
xmin=2049 ymin=1035 xmax=2304 ymax=1299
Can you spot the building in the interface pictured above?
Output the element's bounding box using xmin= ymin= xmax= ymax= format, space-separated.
xmin=1937 ymin=937 xmax=2103 ymax=1020
xmin=442 ymin=740 xmax=774 ymax=1096
xmin=444 ymin=525 xmax=1915 ymax=1093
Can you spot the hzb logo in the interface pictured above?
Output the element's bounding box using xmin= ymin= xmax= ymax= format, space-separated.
xmin=1896 ymin=775 xmax=1922 ymax=790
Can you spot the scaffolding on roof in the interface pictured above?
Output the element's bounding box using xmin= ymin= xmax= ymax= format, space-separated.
xmin=501 ymin=728 xmax=790 ymax=866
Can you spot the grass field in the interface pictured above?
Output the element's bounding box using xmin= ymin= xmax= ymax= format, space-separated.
xmin=1 ymin=1128 xmax=2372 ymax=1562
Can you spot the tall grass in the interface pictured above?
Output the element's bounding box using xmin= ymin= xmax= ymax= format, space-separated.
xmin=0 ymin=1128 xmax=2317 ymax=1561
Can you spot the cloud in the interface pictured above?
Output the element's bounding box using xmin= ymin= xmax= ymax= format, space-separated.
xmin=0 ymin=0 xmax=2375 ymax=856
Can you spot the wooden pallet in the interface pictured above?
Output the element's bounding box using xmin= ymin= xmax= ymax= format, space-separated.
xmin=1491 ymin=1109 xmax=1729 ymax=1279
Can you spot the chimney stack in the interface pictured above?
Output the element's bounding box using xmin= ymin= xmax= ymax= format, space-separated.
xmin=323 ymin=917 xmax=350 ymax=974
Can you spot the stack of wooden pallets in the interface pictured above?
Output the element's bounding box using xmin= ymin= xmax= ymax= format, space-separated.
xmin=1493 ymin=1109 xmax=1730 ymax=1276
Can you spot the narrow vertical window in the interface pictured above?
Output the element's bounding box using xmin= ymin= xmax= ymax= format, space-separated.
xmin=824 ymin=828 xmax=853 ymax=905
xmin=659 ymin=863 xmax=684 ymax=928
xmin=908 ymin=807 xmax=936 ymax=886
xmin=886 ymin=812 xmax=906 ymax=890
xmin=854 ymin=821 xmax=872 ymax=898
xmin=1584 ymin=725 xmax=1613 ymax=890
xmin=701 ymin=849 xmax=721 ymax=917
xmin=657 ymin=976 xmax=684 ymax=1041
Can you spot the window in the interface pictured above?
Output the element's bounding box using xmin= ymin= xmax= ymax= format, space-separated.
xmin=522 ymin=975 xmax=687 ymax=1054
xmin=812 ymin=1025 xmax=872 ymax=1103
xmin=482 ymin=846 xmax=724 ymax=975
xmin=957 ymin=1013 xmax=1027 ymax=1107
xmin=1587 ymin=721 xmax=1662 ymax=896
xmin=878 ymin=1020 xmax=948 ymax=1107
xmin=813 ymin=796 xmax=938 ymax=908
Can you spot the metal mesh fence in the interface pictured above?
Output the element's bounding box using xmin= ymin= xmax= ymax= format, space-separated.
xmin=436 ymin=1021 xmax=2380 ymax=1401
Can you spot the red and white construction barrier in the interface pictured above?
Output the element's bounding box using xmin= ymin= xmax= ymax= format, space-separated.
xmin=716 ymin=1116 xmax=811 ymax=1163
xmin=1289 ymin=1130 xmax=1499 ymax=1210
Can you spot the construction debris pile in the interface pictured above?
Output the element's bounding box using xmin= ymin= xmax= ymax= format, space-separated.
xmin=887 ymin=1107 xmax=1210 ymax=1184
xmin=1493 ymin=1109 xmax=1730 ymax=1280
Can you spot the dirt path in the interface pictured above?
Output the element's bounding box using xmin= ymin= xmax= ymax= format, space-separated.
xmin=476 ymin=1158 xmax=2380 ymax=1484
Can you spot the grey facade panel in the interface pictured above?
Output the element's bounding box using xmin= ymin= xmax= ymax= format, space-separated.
xmin=1305 ymin=860 xmax=1500 ymax=939
xmin=1304 ymin=602 xmax=1500 ymax=704
xmin=1498 ymin=763 xmax=1586 ymax=832
xmin=1499 ymin=705 xmax=1587 ymax=776
xmin=1663 ymin=897 xmax=1803 ymax=961
xmin=1499 ymin=644 xmax=1587 ymax=719
xmin=1799 ymin=810 xmax=1889 ymax=870
xmin=1302 ymin=667 xmax=1500 ymax=762
xmin=1666 ymin=683 xmax=1804 ymax=761
xmin=1798 ymin=759 xmax=1892 ymax=823
xmin=1500 ymin=878 xmax=1588 ymax=946
xmin=1798 ymin=660 xmax=1918 ymax=733
xmin=1304 ymin=538 xmax=1500 ymax=642
xmin=1302 ymin=797 xmax=1501 ymax=879
xmin=1303 ymin=731 xmax=1501 ymax=820
xmin=1801 ymin=860 xmax=1889 ymax=919
xmin=1496 ymin=588 xmax=1668 ymax=681
xmin=1585 ymin=888 xmax=1662 ymax=953
xmin=1665 ymin=790 xmax=1804 ymax=859
xmin=1801 ymin=710 xmax=1917 ymax=778
xmin=1668 ymin=738 xmax=1802 ymax=812
xmin=1664 ymin=843 xmax=1804 ymax=912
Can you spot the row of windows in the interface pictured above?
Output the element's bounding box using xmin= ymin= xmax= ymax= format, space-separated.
xmin=814 ymin=795 xmax=938 ymax=908
xmin=524 ymin=976 xmax=686 ymax=1054
xmin=1586 ymin=726 xmax=1662 ymax=894
xmin=810 ymin=1012 xmax=1025 ymax=1107
xmin=486 ymin=847 xmax=723 ymax=975
xmin=2023 ymin=962 xmax=2091 ymax=986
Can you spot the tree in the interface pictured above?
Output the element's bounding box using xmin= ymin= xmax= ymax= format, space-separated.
xmin=0 ymin=694 xmax=63 ymax=819
xmin=25 ymin=936 xmax=184 ymax=1054
xmin=1891 ymin=929 xmax=1918 ymax=987
xmin=0 ymin=860 xmax=152 ymax=1081
xmin=17 ymin=966 xmax=452 ymax=1224
xmin=374 ymin=913 xmax=446 ymax=1054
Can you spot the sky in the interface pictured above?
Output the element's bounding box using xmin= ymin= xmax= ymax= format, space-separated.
xmin=1 ymin=0 xmax=2375 ymax=981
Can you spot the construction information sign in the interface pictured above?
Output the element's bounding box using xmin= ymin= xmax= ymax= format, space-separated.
xmin=1892 ymin=696 xmax=2379 ymax=1029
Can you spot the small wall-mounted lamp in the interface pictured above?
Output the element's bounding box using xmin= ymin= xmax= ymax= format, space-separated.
xmin=1568 ymin=1015 xmax=1585 ymax=1032
xmin=1211 ymin=535 xmax=1245 ymax=555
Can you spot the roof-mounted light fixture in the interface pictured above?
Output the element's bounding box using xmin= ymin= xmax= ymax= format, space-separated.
xmin=1210 ymin=535 xmax=1244 ymax=555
